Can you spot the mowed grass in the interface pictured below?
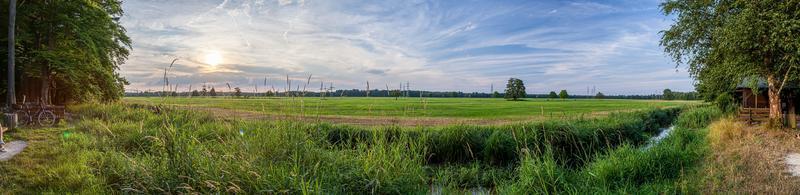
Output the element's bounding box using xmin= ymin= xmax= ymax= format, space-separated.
xmin=125 ymin=97 xmax=697 ymax=119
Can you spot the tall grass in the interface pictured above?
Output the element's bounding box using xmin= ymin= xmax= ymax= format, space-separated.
xmin=499 ymin=106 xmax=721 ymax=194
xmin=3 ymin=103 xmax=691 ymax=193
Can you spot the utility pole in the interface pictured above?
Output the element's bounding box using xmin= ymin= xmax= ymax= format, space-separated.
xmin=5 ymin=0 xmax=17 ymax=130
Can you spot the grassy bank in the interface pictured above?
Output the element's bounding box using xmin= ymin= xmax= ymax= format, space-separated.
xmin=0 ymin=103 xmax=723 ymax=194
xmin=500 ymin=106 xmax=721 ymax=194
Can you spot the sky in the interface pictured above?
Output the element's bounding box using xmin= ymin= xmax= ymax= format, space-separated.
xmin=120 ymin=0 xmax=694 ymax=95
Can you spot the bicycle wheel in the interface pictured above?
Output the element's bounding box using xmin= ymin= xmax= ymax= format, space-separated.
xmin=14 ymin=110 xmax=31 ymax=126
xmin=38 ymin=110 xmax=56 ymax=126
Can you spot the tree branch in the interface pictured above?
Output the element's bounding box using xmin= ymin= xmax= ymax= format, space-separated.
xmin=777 ymin=65 xmax=794 ymax=96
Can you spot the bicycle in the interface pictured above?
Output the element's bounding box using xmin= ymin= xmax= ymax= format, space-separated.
xmin=14 ymin=98 xmax=57 ymax=127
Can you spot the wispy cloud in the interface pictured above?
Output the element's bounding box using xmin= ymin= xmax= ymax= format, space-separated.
xmin=120 ymin=0 xmax=691 ymax=95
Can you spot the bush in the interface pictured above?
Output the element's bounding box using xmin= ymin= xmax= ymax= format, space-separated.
xmin=714 ymin=93 xmax=736 ymax=113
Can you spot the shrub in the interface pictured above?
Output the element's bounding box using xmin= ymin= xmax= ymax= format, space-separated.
xmin=714 ymin=93 xmax=736 ymax=113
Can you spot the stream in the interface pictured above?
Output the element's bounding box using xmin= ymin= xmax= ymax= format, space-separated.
xmin=642 ymin=125 xmax=676 ymax=150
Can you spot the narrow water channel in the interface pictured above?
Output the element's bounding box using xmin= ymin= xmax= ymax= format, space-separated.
xmin=642 ymin=125 xmax=675 ymax=150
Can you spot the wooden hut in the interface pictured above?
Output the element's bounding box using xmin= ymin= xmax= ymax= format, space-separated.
xmin=735 ymin=81 xmax=799 ymax=128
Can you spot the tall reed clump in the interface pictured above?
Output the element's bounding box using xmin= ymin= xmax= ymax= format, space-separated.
xmin=506 ymin=106 xmax=718 ymax=194
xmin=675 ymin=105 xmax=723 ymax=129
xmin=65 ymin=103 xmax=430 ymax=194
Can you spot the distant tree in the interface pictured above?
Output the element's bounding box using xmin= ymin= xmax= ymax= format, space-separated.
xmin=662 ymin=89 xmax=674 ymax=100
xmin=548 ymin=91 xmax=558 ymax=99
xmin=390 ymin=89 xmax=402 ymax=100
xmin=210 ymin=87 xmax=217 ymax=97
xmin=191 ymin=90 xmax=199 ymax=97
xmin=265 ymin=90 xmax=275 ymax=97
xmin=201 ymin=86 xmax=208 ymax=96
xmin=492 ymin=91 xmax=501 ymax=98
xmin=234 ymin=87 xmax=242 ymax=97
xmin=504 ymin=78 xmax=526 ymax=101
xmin=559 ymin=90 xmax=569 ymax=99
xmin=595 ymin=92 xmax=605 ymax=99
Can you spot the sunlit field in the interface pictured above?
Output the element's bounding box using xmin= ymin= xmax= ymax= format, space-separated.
xmin=125 ymin=97 xmax=698 ymax=121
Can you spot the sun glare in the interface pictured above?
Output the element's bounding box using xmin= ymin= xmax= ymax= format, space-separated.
xmin=205 ymin=50 xmax=223 ymax=67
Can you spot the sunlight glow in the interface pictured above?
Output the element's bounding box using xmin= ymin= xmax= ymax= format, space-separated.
xmin=205 ymin=50 xmax=223 ymax=67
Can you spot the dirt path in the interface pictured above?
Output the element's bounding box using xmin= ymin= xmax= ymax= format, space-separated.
xmin=787 ymin=153 xmax=800 ymax=177
xmin=0 ymin=141 xmax=27 ymax=161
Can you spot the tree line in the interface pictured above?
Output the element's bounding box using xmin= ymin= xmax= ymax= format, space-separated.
xmin=1 ymin=0 xmax=131 ymax=105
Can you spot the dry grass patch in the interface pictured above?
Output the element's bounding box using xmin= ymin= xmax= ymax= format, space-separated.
xmin=701 ymin=118 xmax=800 ymax=193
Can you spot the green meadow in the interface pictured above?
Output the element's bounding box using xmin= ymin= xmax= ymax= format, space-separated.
xmin=125 ymin=97 xmax=697 ymax=119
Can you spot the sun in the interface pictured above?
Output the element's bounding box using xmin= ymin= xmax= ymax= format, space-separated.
xmin=204 ymin=50 xmax=223 ymax=67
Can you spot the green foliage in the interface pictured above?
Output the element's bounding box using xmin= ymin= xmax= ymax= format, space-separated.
xmin=209 ymin=87 xmax=217 ymax=96
xmin=0 ymin=0 xmax=132 ymax=103
xmin=595 ymin=92 xmax=605 ymax=99
xmin=492 ymin=91 xmax=501 ymax=98
xmin=663 ymin=89 xmax=674 ymax=100
xmin=714 ymin=93 xmax=735 ymax=113
xmin=559 ymin=90 xmax=569 ymax=99
xmin=548 ymin=91 xmax=558 ymax=99
xmin=660 ymin=0 xmax=800 ymax=112
xmin=233 ymin=87 xmax=242 ymax=97
xmin=504 ymin=78 xmax=526 ymax=101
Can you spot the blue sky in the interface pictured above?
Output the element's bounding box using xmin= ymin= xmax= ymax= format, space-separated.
xmin=120 ymin=0 xmax=693 ymax=95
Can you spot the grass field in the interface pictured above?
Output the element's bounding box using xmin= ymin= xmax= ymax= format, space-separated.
xmin=0 ymin=103 xmax=723 ymax=194
xmin=125 ymin=97 xmax=697 ymax=120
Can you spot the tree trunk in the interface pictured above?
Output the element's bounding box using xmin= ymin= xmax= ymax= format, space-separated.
xmin=40 ymin=65 xmax=50 ymax=104
xmin=767 ymin=74 xmax=783 ymax=123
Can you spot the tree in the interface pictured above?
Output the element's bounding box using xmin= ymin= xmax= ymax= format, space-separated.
xmin=0 ymin=1 xmax=131 ymax=104
xmin=661 ymin=0 xmax=800 ymax=124
xmin=595 ymin=92 xmax=605 ymax=99
xmin=559 ymin=90 xmax=569 ymax=99
xmin=191 ymin=90 xmax=199 ymax=97
xmin=548 ymin=91 xmax=558 ymax=99
xmin=234 ymin=87 xmax=242 ymax=98
xmin=492 ymin=91 xmax=501 ymax=98
xmin=201 ymin=86 xmax=208 ymax=96
xmin=662 ymin=89 xmax=674 ymax=100
xmin=209 ymin=87 xmax=217 ymax=97
xmin=504 ymin=78 xmax=526 ymax=101
xmin=390 ymin=89 xmax=401 ymax=100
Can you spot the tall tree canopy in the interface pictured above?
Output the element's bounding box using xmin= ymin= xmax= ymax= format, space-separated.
xmin=558 ymin=90 xmax=569 ymax=99
xmin=660 ymin=0 xmax=800 ymax=121
xmin=1 ymin=0 xmax=131 ymax=104
xmin=504 ymin=78 xmax=526 ymax=101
